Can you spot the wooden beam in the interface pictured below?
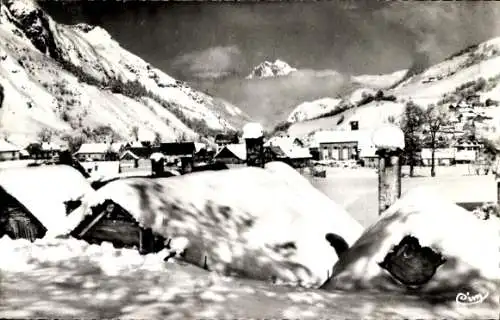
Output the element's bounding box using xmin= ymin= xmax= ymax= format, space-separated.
xmin=78 ymin=209 xmax=108 ymax=238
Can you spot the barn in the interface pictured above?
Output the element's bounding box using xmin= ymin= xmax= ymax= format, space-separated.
xmin=0 ymin=165 xmax=95 ymax=241
xmin=72 ymin=162 xmax=363 ymax=287
xmin=69 ymin=194 xmax=166 ymax=254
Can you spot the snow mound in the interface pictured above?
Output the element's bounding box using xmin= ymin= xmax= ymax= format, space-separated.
xmin=246 ymin=59 xmax=297 ymax=79
xmin=242 ymin=122 xmax=264 ymax=139
xmin=287 ymin=98 xmax=342 ymax=123
xmin=0 ymin=235 xmax=169 ymax=275
xmin=0 ymin=165 xmax=95 ymax=237
xmin=75 ymin=162 xmax=363 ymax=287
xmin=322 ymin=186 xmax=500 ymax=297
xmin=371 ymin=124 xmax=405 ymax=151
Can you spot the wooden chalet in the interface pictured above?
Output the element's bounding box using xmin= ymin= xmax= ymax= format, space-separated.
xmin=0 ymin=139 xmax=21 ymax=161
xmin=69 ymin=181 xmax=168 ymax=254
xmin=160 ymin=142 xmax=197 ymax=174
xmin=74 ymin=143 xmax=111 ymax=162
xmin=0 ymin=165 xmax=94 ymax=241
xmin=23 ymin=142 xmax=63 ymax=162
xmin=70 ymin=198 xmax=165 ymax=253
xmin=213 ymin=143 xmax=246 ymax=166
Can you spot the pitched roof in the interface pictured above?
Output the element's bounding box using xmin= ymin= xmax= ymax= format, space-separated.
xmin=127 ymin=146 xmax=158 ymax=158
xmin=74 ymin=143 xmax=110 ymax=154
xmin=0 ymin=139 xmax=20 ymax=152
xmin=312 ymin=130 xmax=372 ymax=147
xmin=214 ymin=143 xmax=247 ymax=161
xmin=0 ymin=165 xmax=95 ymax=237
xmin=120 ymin=150 xmax=140 ymax=160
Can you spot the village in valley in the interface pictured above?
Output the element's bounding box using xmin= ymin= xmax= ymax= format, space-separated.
xmin=0 ymin=1 xmax=499 ymax=319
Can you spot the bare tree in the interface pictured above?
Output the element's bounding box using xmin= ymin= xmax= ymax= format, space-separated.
xmin=131 ymin=126 xmax=139 ymax=141
xmin=153 ymin=132 xmax=162 ymax=146
xmin=37 ymin=128 xmax=53 ymax=143
xmin=424 ymin=104 xmax=449 ymax=177
xmin=400 ymin=101 xmax=425 ymax=177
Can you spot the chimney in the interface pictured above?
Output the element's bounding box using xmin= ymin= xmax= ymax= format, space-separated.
xmin=372 ymin=125 xmax=405 ymax=215
xmin=243 ymin=122 xmax=265 ymax=168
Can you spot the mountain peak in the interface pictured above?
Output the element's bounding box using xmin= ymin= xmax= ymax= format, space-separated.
xmin=246 ymin=59 xmax=297 ymax=79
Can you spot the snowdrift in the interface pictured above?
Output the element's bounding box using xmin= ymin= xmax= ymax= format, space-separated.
xmin=0 ymin=165 xmax=95 ymax=237
xmin=322 ymin=186 xmax=500 ymax=300
xmin=73 ymin=162 xmax=363 ymax=287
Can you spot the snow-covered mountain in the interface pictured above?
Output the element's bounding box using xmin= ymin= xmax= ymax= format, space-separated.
xmin=351 ymin=69 xmax=407 ymax=89
xmin=246 ymin=59 xmax=297 ymax=79
xmin=0 ymin=0 xmax=249 ymax=146
xmin=287 ymin=37 xmax=500 ymax=142
xmin=287 ymin=98 xmax=342 ymax=123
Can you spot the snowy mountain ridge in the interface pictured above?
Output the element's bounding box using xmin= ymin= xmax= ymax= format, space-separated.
xmin=286 ymin=37 xmax=500 ymax=143
xmin=246 ymin=59 xmax=297 ymax=79
xmin=0 ymin=0 xmax=249 ymax=146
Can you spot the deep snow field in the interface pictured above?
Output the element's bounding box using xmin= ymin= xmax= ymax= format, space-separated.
xmin=0 ymin=163 xmax=498 ymax=319
xmin=0 ymin=237 xmax=497 ymax=319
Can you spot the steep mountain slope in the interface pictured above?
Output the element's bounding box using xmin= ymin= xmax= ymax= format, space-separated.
xmin=0 ymin=0 xmax=248 ymax=146
xmin=288 ymin=37 xmax=500 ymax=141
xmin=351 ymin=69 xmax=407 ymax=89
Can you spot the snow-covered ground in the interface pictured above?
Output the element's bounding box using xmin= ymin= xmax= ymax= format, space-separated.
xmin=0 ymin=0 xmax=249 ymax=146
xmin=307 ymin=165 xmax=497 ymax=227
xmin=0 ymin=236 xmax=496 ymax=319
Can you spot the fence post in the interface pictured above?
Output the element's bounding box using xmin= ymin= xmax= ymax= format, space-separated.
xmin=372 ymin=125 xmax=405 ymax=215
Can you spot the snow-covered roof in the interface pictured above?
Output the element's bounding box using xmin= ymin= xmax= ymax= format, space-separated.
xmin=110 ymin=142 xmax=126 ymax=153
xmin=0 ymin=165 xmax=95 ymax=237
xmin=312 ymin=130 xmax=372 ymax=147
xmin=41 ymin=142 xmax=61 ymax=151
xmin=150 ymin=152 xmax=164 ymax=161
xmin=324 ymin=186 xmax=500 ymax=294
xmin=215 ymin=143 xmax=247 ymax=161
xmin=281 ymin=147 xmax=312 ymax=159
xmin=74 ymin=143 xmax=110 ymax=155
xmin=0 ymin=139 xmax=20 ymax=152
xmin=194 ymin=142 xmax=206 ymax=153
xmin=71 ymin=161 xmax=363 ymax=287
xmin=371 ymin=124 xmax=405 ymax=151
xmin=242 ymin=122 xmax=264 ymax=139
xmin=359 ymin=145 xmax=377 ymax=158
xmin=421 ymin=148 xmax=455 ymax=159
xmin=120 ymin=150 xmax=140 ymax=160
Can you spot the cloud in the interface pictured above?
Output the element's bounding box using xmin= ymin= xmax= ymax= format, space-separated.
xmin=374 ymin=2 xmax=500 ymax=63
xmin=172 ymin=45 xmax=243 ymax=80
xmin=194 ymin=67 xmax=353 ymax=128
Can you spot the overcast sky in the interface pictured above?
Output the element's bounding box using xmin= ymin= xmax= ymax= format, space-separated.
xmin=40 ymin=1 xmax=500 ymax=125
xmin=41 ymin=1 xmax=500 ymax=80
